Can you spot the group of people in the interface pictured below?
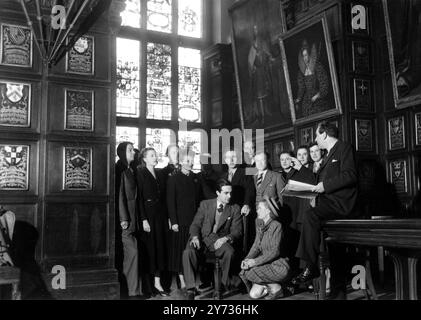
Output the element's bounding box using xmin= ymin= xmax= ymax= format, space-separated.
xmin=116 ymin=121 xmax=358 ymax=300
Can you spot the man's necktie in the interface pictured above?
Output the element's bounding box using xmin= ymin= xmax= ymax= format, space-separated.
xmin=218 ymin=204 xmax=224 ymax=213
xmin=213 ymin=204 xmax=224 ymax=233
xmin=228 ymin=170 xmax=234 ymax=182
xmin=257 ymin=173 xmax=263 ymax=188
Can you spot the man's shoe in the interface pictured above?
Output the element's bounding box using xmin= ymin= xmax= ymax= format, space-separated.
xmin=199 ymin=282 xmax=212 ymax=290
xmin=185 ymin=289 xmax=195 ymax=300
xmin=291 ymin=266 xmax=320 ymax=285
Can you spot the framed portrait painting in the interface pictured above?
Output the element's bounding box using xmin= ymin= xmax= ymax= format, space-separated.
xmin=383 ymin=0 xmax=421 ymax=108
xmin=279 ymin=15 xmax=342 ymax=125
xmin=230 ymin=0 xmax=292 ymax=131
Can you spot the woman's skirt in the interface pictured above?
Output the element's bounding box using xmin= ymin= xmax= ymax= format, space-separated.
xmin=240 ymin=257 xmax=290 ymax=285
xmin=168 ymin=226 xmax=190 ymax=274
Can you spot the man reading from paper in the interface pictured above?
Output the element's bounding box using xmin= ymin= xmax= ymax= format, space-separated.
xmin=290 ymin=121 xmax=358 ymax=293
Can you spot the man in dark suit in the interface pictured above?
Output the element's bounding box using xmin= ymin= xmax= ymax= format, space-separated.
xmin=222 ymin=150 xmax=256 ymax=255
xmin=292 ymin=121 xmax=358 ymax=285
xmin=182 ymin=179 xmax=243 ymax=300
xmin=254 ymin=151 xmax=285 ymax=206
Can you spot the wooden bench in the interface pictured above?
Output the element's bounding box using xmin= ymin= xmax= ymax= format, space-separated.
xmin=0 ymin=266 xmax=21 ymax=300
xmin=320 ymin=219 xmax=421 ymax=300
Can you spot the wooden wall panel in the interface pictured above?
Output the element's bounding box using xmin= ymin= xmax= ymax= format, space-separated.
xmin=47 ymin=83 xmax=110 ymax=137
xmin=46 ymin=142 xmax=109 ymax=196
xmin=48 ymin=33 xmax=111 ymax=83
xmin=43 ymin=202 xmax=108 ymax=259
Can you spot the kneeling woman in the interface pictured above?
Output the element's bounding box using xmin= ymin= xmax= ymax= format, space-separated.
xmin=239 ymin=196 xmax=290 ymax=300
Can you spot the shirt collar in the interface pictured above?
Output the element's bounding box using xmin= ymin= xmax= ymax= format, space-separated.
xmin=216 ymin=200 xmax=225 ymax=209
xmin=257 ymin=169 xmax=267 ymax=176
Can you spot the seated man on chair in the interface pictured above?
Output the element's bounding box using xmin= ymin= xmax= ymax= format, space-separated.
xmin=291 ymin=121 xmax=358 ymax=292
xmin=182 ymin=179 xmax=243 ymax=300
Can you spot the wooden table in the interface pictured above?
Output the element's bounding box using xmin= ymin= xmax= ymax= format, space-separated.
xmin=0 ymin=266 xmax=21 ymax=300
xmin=323 ymin=219 xmax=421 ymax=300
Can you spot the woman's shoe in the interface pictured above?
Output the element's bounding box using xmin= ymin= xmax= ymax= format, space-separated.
xmin=265 ymin=289 xmax=284 ymax=300
xmin=153 ymin=287 xmax=170 ymax=297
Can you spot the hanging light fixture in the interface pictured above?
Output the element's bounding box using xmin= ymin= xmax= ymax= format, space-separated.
xmin=17 ymin=0 xmax=113 ymax=66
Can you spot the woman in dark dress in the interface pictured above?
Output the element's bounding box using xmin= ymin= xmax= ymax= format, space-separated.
xmin=166 ymin=149 xmax=203 ymax=290
xmin=137 ymin=147 xmax=170 ymax=296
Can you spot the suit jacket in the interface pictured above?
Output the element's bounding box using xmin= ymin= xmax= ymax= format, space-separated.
xmin=119 ymin=168 xmax=139 ymax=233
xmin=221 ymin=167 xmax=255 ymax=207
xmin=317 ymin=140 xmax=358 ymax=216
xmin=189 ymin=199 xmax=243 ymax=250
xmin=254 ymin=170 xmax=285 ymax=206
xmin=167 ymin=171 xmax=203 ymax=227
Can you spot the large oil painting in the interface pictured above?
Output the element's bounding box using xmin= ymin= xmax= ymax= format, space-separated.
xmin=279 ymin=15 xmax=342 ymax=125
xmin=383 ymin=0 xmax=421 ymax=108
xmin=230 ymin=0 xmax=292 ymax=131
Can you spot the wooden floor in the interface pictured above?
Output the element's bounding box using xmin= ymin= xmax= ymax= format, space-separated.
xmin=145 ymin=284 xmax=397 ymax=301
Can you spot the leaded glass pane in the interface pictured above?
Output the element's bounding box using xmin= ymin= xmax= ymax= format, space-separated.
xmin=178 ymin=47 xmax=201 ymax=122
xmin=121 ymin=0 xmax=141 ymax=28
xmin=147 ymin=43 xmax=172 ymax=120
xmin=116 ymin=126 xmax=139 ymax=162
xmin=178 ymin=131 xmax=201 ymax=171
xmin=117 ymin=38 xmax=140 ymax=117
xmin=178 ymin=0 xmax=202 ymax=38
xmin=147 ymin=0 xmax=172 ymax=33
xmin=146 ymin=128 xmax=175 ymax=168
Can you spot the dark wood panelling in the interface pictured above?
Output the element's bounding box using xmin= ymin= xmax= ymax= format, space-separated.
xmin=43 ymin=202 xmax=108 ymax=260
xmin=48 ymin=33 xmax=111 ymax=83
xmin=0 ymin=1 xmax=121 ymax=299
xmin=47 ymin=83 xmax=111 ymax=137
xmin=46 ymin=142 xmax=109 ymax=196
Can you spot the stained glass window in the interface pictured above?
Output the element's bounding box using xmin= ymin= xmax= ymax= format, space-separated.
xmin=146 ymin=128 xmax=175 ymax=168
xmin=178 ymin=47 xmax=201 ymax=122
xmin=117 ymin=38 xmax=140 ymax=118
xmin=147 ymin=0 xmax=172 ymax=33
xmin=147 ymin=43 xmax=172 ymax=120
xmin=178 ymin=0 xmax=202 ymax=38
xmin=116 ymin=126 xmax=139 ymax=162
xmin=178 ymin=130 xmax=202 ymax=171
xmin=121 ymin=0 xmax=141 ymax=28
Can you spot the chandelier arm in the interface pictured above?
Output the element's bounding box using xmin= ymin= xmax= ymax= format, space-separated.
xmin=34 ymin=0 xmax=46 ymax=56
xmin=48 ymin=0 xmax=76 ymax=62
xmin=53 ymin=0 xmax=112 ymax=66
xmin=19 ymin=0 xmax=43 ymax=61
xmin=49 ymin=0 xmax=90 ymax=64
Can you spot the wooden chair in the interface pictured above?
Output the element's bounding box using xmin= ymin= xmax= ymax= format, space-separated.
xmin=0 ymin=266 xmax=21 ymax=300
xmin=205 ymin=215 xmax=248 ymax=300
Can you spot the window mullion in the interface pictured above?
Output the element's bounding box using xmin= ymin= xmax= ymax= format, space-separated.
xmin=171 ymin=40 xmax=179 ymax=124
xmin=139 ymin=38 xmax=147 ymax=148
